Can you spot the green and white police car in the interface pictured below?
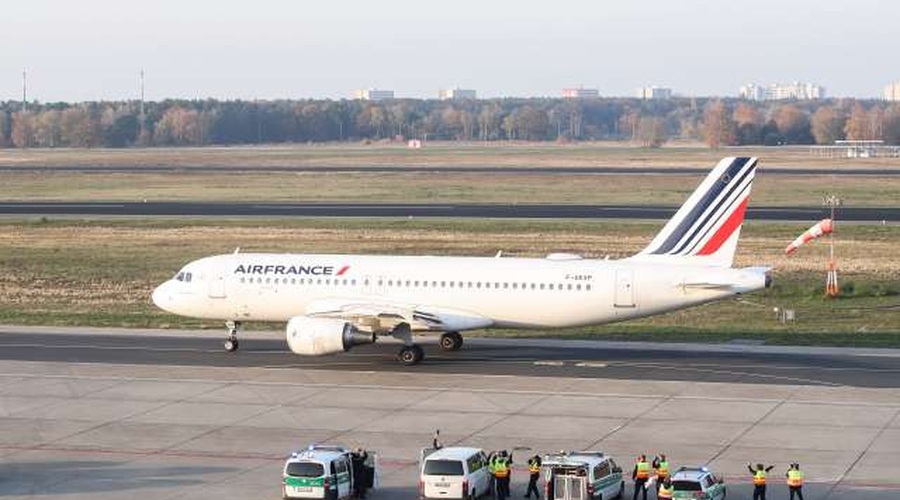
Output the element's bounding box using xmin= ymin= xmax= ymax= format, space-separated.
xmin=671 ymin=467 xmax=727 ymax=500
xmin=541 ymin=450 xmax=625 ymax=500
xmin=282 ymin=445 xmax=360 ymax=500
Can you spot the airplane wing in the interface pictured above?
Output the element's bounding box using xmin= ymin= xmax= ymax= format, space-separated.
xmin=304 ymin=298 xmax=493 ymax=333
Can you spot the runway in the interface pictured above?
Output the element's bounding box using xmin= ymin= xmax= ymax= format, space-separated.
xmin=1 ymin=327 xmax=899 ymax=388
xmin=2 ymin=164 xmax=899 ymax=176
xmin=1 ymin=201 xmax=895 ymax=222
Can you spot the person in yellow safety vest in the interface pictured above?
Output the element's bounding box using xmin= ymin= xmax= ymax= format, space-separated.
xmin=487 ymin=452 xmax=497 ymax=499
xmin=652 ymin=453 xmax=670 ymax=493
xmin=657 ymin=477 xmax=674 ymax=500
xmin=632 ymin=454 xmax=651 ymax=500
xmin=786 ymin=463 xmax=804 ymax=500
xmin=493 ymin=451 xmax=511 ymax=500
xmin=747 ymin=462 xmax=774 ymax=500
xmin=524 ymin=455 xmax=542 ymax=499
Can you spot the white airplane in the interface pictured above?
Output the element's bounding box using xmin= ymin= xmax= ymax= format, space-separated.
xmin=152 ymin=157 xmax=770 ymax=365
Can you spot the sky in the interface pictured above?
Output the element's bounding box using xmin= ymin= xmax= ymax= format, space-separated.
xmin=1 ymin=0 xmax=896 ymax=102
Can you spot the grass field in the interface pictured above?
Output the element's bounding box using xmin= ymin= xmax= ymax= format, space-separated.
xmin=2 ymin=143 xmax=900 ymax=169
xmin=1 ymin=217 xmax=898 ymax=346
xmin=1 ymin=144 xmax=899 ymax=206
xmin=2 ymin=144 xmax=898 ymax=346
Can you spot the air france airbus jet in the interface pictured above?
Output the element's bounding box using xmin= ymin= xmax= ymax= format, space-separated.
xmin=152 ymin=157 xmax=770 ymax=365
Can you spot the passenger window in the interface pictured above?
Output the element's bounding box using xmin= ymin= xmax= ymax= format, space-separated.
xmin=239 ymin=277 xmax=245 ymax=283
xmin=540 ymin=284 xmax=545 ymax=290
xmin=549 ymin=284 xmax=554 ymax=290
xmin=503 ymin=283 xmax=509 ymax=289
xmin=596 ymin=462 xmax=611 ymax=479
xmin=450 ymin=281 xmax=455 ymax=288
xmin=586 ymin=284 xmax=592 ymax=291
xmin=265 ymin=278 xmax=271 ymax=284
xmin=577 ymin=284 xmax=582 ymax=291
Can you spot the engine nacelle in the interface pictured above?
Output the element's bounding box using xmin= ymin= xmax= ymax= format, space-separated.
xmin=286 ymin=316 xmax=375 ymax=356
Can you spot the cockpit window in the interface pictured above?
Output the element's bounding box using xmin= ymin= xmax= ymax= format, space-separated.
xmin=185 ymin=272 xmax=192 ymax=282
xmin=175 ymin=272 xmax=185 ymax=281
xmin=175 ymin=272 xmax=193 ymax=282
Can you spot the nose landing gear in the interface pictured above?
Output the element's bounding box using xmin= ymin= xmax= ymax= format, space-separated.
xmin=224 ymin=320 xmax=241 ymax=352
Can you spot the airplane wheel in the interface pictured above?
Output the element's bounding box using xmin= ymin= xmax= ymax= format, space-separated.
xmin=439 ymin=331 xmax=463 ymax=351
xmin=224 ymin=338 xmax=239 ymax=352
xmin=398 ymin=344 xmax=424 ymax=365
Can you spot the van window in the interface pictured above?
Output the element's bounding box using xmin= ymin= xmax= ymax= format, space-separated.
xmin=286 ymin=462 xmax=325 ymax=478
xmin=424 ymin=459 xmax=464 ymax=476
xmin=595 ymin=461 xmax=611 ymax=479
xmin=467 ymin=455 xmax=484 ymax=473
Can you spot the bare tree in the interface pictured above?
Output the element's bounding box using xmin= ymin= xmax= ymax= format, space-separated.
xmin=702 ymin=100 xmax=736 ymax=149
xmin=11 ymin=112 xmax=35 ymax=148
xmin=636 ymin=116 xmax=667 ymax=147
xmin=844 ymin=103 xmax=870 ymax=140
xmin=811 ymin=105 xmax=846 ymax=144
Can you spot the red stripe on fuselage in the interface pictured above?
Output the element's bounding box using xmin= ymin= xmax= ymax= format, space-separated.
xmin=697 ymin=197 xmax=749 ymax=256
xmin=336 ymin=265 xmax=350 ymax=276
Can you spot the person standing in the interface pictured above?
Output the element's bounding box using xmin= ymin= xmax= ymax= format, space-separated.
xmin=351 ymin=449 xmax=368 ymax=499
xmin=487 ymin=451 xmax=498 ymax=499
xmin=525 ymin=454 xmax=542 ymax=498
xmin=432 ymin=429 xmax=443 ymax=450
xmin=652 ymin=453 xmax=670 ymax=493
xmin=632 ymin=454 xmax=651 ymax=500
xmin=656 ymin=477 xmax=674 ymax=500
xmin=786 ymin=463 xmax=804 ymax=500
xmin=748 ymin=462 xmax=774 ymax=500
xmin=494 ymin=452 xmax=510 ymax=500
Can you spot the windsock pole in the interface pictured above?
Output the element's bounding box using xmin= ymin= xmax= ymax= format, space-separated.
xmin=823 ymin=195 xmax=842 ymax=298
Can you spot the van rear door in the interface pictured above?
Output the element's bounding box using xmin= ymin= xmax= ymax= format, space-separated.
xmin=422 ymin=458 xmax=466 ymax=499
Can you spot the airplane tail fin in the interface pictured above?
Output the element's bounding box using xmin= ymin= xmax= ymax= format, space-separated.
xmin=630 ymin=157 xmax=758 ymax=268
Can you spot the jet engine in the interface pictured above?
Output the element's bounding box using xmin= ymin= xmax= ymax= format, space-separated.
xmin=285 ymin=316 xmax=375 ymax=356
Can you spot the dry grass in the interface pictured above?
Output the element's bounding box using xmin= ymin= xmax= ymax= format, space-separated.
xmin=1 ymin=170 xmax=898 ymax=207
xmin=2 ymin=143 xmax=900 ymax=169
xmin=1 ymin=219 xmax=898 ymax=341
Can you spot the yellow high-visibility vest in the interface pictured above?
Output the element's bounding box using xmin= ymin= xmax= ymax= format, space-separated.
xmin=787 ymin=469 xmax=803 ymax=487
xmin=658 ymin=484 xmax=674 ymax=500
xmin=656 ymin=460 xmax=670 ymax=477
xmin=636 ymin=461 xmax=651 ymax=480
xmin=494 ymin=460 xmax=509 ymax=479
xmin=753 ymin=470 xmax=767 ymax=486
xmin=528 ymin=461 xmax=540 ymax=474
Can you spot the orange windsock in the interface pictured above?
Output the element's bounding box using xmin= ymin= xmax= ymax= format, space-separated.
xmin=785 ymin=219 xmax=833 ymax=255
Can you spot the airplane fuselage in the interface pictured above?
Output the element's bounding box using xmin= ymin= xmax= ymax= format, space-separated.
xmin=153 ymin=253 xmax=767 ymax=331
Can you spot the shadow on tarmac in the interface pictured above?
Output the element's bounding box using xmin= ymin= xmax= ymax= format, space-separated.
xmin=0 ymin=459 xmax=235 ymax=496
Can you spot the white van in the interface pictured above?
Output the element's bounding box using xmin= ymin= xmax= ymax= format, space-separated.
xmin=282 ymin=445 xmax=376 ymax=500
xmin=541 ymin=451 xmax=624 ymax=500
xmin=419 ymin=447 xmax=491 ymax=500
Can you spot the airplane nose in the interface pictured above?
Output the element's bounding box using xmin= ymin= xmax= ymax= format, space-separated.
xmin=151 ymin=281 xmax=172 ymax=312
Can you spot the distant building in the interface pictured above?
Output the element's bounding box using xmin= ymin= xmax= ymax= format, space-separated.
xmin=884 ymin=82 xmax=900 ymax=101
xmin=636 ymin=86 xmax=672 ymax=100
xmin=439 ymin=88 xmax=477 ymax=100
xmin=740 ymin=82 xmax=825 ymax=101
xmin=354 ymin=89 xmax=394 ymax=101
xmin=562 ymin=87 xmax=599 ymax=99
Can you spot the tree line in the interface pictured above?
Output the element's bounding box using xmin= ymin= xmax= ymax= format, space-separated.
xmin=1 ymin=97 xmax=899 ymax=148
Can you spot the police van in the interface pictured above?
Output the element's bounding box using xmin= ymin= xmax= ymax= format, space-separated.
xmin=541 ymin=451 xmax=625 ymax=500
xmin=282 ymin=445 xmax=376 ymax=500
xmin=419 ymin=446 xmax=491 ymax=500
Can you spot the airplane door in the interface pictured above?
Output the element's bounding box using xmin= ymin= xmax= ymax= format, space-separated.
xmin=208 ymin=272 xmax=226 ymax=299
xmin=614 ymin=270 xmax=635 ymax=308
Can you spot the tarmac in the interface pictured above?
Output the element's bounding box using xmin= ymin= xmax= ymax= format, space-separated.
xmin=2 ymin=327 xmax=899 ymax=499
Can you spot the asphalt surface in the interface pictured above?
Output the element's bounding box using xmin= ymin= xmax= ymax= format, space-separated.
xmin=2 ymin=201 xmax=896 ymax=222
xmin=2 ymin=164 xmax=899 ymax=176
xmin=2 ymin=329 xmax=898 ymax=388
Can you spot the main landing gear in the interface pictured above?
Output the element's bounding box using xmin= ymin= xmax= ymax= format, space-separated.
xmin=439 ymin=331 xmax=463 ymax=351
xmin=391 ymin=323 xmax=424 ymax=366
xmin=224 ymin=320 xmax=241 ymax=352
